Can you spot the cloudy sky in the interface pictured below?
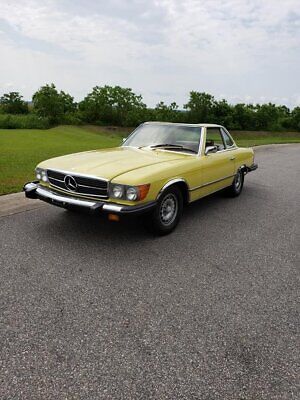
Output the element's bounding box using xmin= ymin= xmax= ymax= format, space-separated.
xmin=0 ymin=0 xmax=299 ymax=108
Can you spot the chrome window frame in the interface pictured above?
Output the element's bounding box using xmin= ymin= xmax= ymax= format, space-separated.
xmin=220 ymin=127 xmax=236 ymax=149
xmin=204 ymin=127 xmax=226 ymax=153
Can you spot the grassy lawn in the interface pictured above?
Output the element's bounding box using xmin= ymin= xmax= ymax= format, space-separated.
xmin=231 ymin=130 xmax=300 ymax=147
xmin=0 ymin=125 xmax=299 ymax=195
xmin=0 ymin=125 xmax=125 ymax=195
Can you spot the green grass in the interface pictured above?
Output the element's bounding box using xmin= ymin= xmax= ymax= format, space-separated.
xmin=0 ymin=125 xmax=125 ymax=195
xmin=231 ymin=130 xmax=300 ymax=147
xmin=0 ymin=125 xmax=299 ymax=195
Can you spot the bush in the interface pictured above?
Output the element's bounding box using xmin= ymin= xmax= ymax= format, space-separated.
xmin=60 ymin=112 xmax=82 ymax=125
xmin=0 ymin=114 xmax=50 ymax=129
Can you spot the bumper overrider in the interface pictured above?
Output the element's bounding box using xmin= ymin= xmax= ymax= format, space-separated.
xmin=23 ymin=182 xmax=157 ymax=216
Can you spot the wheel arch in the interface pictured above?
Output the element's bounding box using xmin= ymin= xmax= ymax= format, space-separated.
xmin=157 ymin=178 xmax=190 ymax=204
xmin=238 ymin=164 xmax=247 ymax=175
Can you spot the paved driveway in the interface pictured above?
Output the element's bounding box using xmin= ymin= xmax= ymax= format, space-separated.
xmin=0 ymin=145 xmax=299 ymax=399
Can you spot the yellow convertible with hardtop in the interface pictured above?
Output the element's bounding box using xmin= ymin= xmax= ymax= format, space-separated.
xmin=24 ymin=122 xmax=257 ymax=234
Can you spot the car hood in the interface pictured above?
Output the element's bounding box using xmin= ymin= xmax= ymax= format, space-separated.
xmin=38 ymin=147 xmax=188 ymax=181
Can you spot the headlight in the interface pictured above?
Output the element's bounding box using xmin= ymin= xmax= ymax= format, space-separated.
xmin=126 ymin=187 xmax=138 ymax=201
xmin=110 ymin=183 xmax=150 ymax=201
xmin=112 ymin=185 xmax=124 ymax=198
xmin=36 ymin=168 xmax=48 ymax=182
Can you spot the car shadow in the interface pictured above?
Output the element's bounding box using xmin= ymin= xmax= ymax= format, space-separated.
xmin=38 ymin=192 xmax=219 ymax=238
xmin=35 ymin=184 xmax=265 ymax=249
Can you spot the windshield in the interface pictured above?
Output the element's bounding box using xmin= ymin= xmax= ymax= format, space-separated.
xmin=123 ymin=124 xmax=201 ymax=154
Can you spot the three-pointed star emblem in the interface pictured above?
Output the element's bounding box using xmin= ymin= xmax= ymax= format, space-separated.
xmin=64 ymin=175 xmax=78 ymax=191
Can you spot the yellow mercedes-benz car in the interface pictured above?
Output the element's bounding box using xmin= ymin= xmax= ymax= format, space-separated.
xmin=24 ymin=122 xmax=257 ymax=234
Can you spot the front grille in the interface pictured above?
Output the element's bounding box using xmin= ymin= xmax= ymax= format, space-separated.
xmin=47 ymin=169 xmax=108 ymax=199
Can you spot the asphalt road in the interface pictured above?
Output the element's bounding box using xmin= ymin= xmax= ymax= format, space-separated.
xmin=0 ymin=145 xmax=299 ymax=400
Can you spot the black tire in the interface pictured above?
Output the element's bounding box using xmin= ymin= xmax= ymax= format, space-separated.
xmin=144 ymin=186 xmax=183 ymax=235
xmin=226 ymin=169 xmax=244 ymax=197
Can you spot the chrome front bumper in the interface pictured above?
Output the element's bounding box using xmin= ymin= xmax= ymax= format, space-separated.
xmin=23 ymin=182 xmax=156 ymax=215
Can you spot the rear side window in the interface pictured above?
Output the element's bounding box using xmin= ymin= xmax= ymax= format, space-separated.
xmin=206 ymin=128 xmax=225 ymax=151
xmin=221 ymin=128 xmax=234 ymax=148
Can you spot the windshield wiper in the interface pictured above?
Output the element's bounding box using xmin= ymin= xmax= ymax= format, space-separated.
xmin=150 ymin=144 xmax=197 ymax=154
xmin=150 ymin=143 xmax=181 ymax=148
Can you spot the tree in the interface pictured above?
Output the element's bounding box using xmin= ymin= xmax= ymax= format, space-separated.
xmin=32 ymin=84 xmax=76 ymax=124
xmin=79 ymin=85 xmax=146 ymax=126
xmin=154 ymin=101 xmax=180 ymax=122
xmin=0 ymin=92 xmax=28 ymax=114
xmin=253 ymin=103 xmax=288 ymax=130
xmin=232 ymin=104 xmax=256 ymax=130
xmin=184 ymin=92 xmax=216 ymax=123
xmin=290 ymin=107 xmax=300 ymax=131
xmin=213 ymin=99 xmax=234 ymax=127
xmin=60 ymin=91 xmax=77 ymax=114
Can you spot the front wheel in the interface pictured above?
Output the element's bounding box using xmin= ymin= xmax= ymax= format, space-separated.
xmin=144 ymin=186 xmax=183 ymax=235
xmin=226 ymin=169 xmax=244 ymax=197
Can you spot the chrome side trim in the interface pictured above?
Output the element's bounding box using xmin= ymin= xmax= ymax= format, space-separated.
xmin=192 ymin=184 xmax=231 ymax=199
xmin=36 ymin=187 xmax=97 ymax=207
xmin=47 ymin=168 xmax=109 ymax=182
xmin=189 ymin=174 xmax=235 ymax=191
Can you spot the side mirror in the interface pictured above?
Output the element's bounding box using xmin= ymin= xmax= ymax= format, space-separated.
xmin=205 ymin=145 xmax=217 ymax=155
xmin=122 ymin=137 xmax=127 ymax=143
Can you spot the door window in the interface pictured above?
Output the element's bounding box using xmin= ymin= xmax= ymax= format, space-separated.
xmin=205 ymin=128 xmax=225 ymax=151
xmin=221 ymin=128 xmax=234 ymax=148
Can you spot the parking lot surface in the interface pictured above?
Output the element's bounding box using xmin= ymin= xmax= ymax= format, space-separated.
xmin=0 ymin=145 xmax=299 ymax=399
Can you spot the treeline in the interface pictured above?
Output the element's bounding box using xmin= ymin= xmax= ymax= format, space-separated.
xmin=0 ymin=83 xmax=300 ymax=131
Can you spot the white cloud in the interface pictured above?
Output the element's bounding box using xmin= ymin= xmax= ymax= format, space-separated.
xmin=0 ymin=0 xmax=299 ymax=107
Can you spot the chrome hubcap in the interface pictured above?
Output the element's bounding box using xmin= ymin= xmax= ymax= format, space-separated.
xmin=160 ymin=194 xmax=178 ymax=226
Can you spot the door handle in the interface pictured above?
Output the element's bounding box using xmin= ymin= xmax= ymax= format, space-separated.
xmin=229 ymin=156 xmax=235 ymax=161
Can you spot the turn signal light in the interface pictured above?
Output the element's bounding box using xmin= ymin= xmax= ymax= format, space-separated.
xmin=138 ymin=184 xmax=150 ymax=200
xmin=108 ymin=214 xmax=120 ymax=222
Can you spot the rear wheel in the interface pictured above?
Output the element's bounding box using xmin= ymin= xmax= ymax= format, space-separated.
xmin=226 ymin=169 xmax=244 ymax=197
xmin=144 ymin=186 xmax=183 ymax=235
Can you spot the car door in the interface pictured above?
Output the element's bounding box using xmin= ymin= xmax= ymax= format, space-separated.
xmin=200 ymin=127 xmax=235 ymax=195
xmin=220 ymin=127 xmax=240 ymax=171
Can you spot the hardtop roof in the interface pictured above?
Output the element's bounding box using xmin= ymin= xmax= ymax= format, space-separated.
xmin=143 ymin=121 xmax=223 ymax=128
